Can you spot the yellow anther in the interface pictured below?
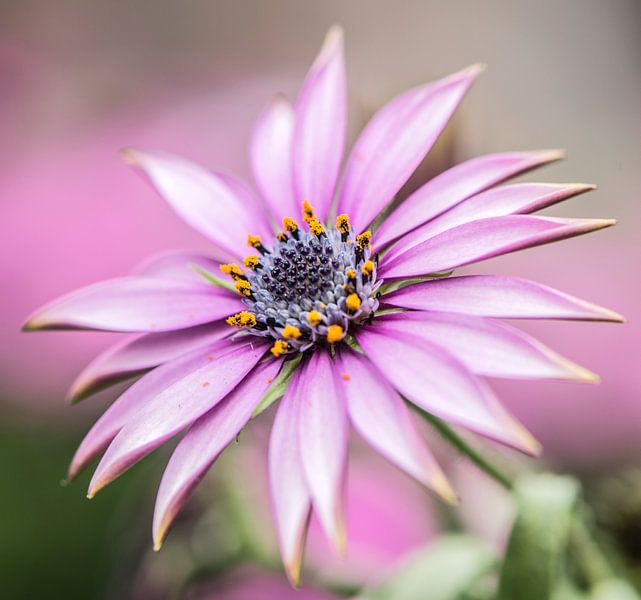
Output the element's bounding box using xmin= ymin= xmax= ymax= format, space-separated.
xmin=356 ymin=231 xmax=372 ymax=248
xmin=302 ymin=200 xmax=315 ymax=221
xmin=346 ymin=268 xmax=357 ymax=280
xmin=247 ymin=234 xmax=262 ymax=249
xmin=271 ymin=340 xmax=289 ymax=357
xmin=282 ymin=324 xmax=302 ymax=340
xmin=226 ymin=311 xmax=257 ymax=328
xmin=234 ymin=280 xmax=252 ymax=297
xmin=308 ymin=217 xmax=325 ymax=237
xmin=335 ymin=214 xmax=350 ymax=234
xmin=346 ymin=293 xmax=362 ymax=312
xmin=326 ymin=324 xmax=345 ymax=344
xmin=283 ymin=217 xmax=299 ymax=233
xmin=307 ymin=310 xmax=323 ymax=327
xmin=243 ymin=255 xmax=260 ymax=270
xmin=220 ymin=263 xmax=244 ymax=279
xmin=361 ymin=260 xmax=375 ymax=275
xmin=276 ymin=232 xmax=287 ymax=243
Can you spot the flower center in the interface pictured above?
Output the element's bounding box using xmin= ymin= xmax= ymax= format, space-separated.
xmin=223 ymin=202 xmax=381 ymax=356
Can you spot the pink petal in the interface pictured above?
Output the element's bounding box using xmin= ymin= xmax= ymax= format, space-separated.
xmin=297 ymin=350 xmax=348 ymax=553
xmin=373 ymin=312 xmax=597 ymax=381
xmin=122 ymin=149 xmax=272 ymax=259
xmin=292 ymin=26 xmax=347 ymax=222
xmin=133 ymin=250 xmax=224 ymax=281
xmin=68 ymin=321 xmax=231 ymax=403
xmin=382 ymin=274 xmax=624 ymax=322
xmin=68 ymin=337 xmax=237 ymax=479
xmin=337 ymin=64 xmax=483 ymax=231
xmin=379 ymin=215 xmax=616 ymax=279
xmin=269 ymin=367 xmax=312 ymax=586
xmin=250 ymin=95 xmax=297 ymax=221
xmin=337 ymin=349 xmax=456 ymax=502
xmin=386 ymin=182 xmax=594 ymax=260
xmin=356 ymin=327 xmax=540 ymax=454
xmin=153 ymin=357 xmax=284 ymax=549
xmin=87 ymin=340 xmax=268 ymax=496
xmin=23 ymin=276 xmax=242 ymax=332
xmin=374 ymin=149 xmax=565 ymax=248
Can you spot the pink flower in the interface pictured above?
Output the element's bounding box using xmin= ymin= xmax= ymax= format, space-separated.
xmin=24 ymin=27 xmax=621 ymax=583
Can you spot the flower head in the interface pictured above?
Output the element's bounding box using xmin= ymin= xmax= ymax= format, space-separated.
xmin=24 ymin=26 xmax=622 ymax=585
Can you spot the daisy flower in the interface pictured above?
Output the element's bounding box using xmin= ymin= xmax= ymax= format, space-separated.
xmin=24 ymin=26 xmax=622 ymax=583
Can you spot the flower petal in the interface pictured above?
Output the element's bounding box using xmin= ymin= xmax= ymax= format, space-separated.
xmin=133 ymin=250 xmax=224 ymax=281
xmin=68 ymin=321 xmax=231 ymax=403
xmin=269 ymin=366 xmax=312 ymax=586
xmin=122 ymin=149 xmax=272 ymax=259
xmin=87 ymin=340 xmax=268 ymax=496
xmin=374 ymin=149 xmax=565 ymax=247
xmin=356 ymin=327 xmax=540 ymax=454
xmin=337 ymin=349 xmax=456 ymax=503
xmin=379 ymin=215 xmax=615 ymax=279
xmin=23 ymin=276 xmax=242 ymax=332
xmin=373 ymin=312 xmax=597 ymax=381
xmin=153 ymin=357 xmax=284 ymax=549
xmin=385 ymin=182 xmax=594 ymax=260
xmin=337 ymin=64 xmax=483 ymax=231
xmin=292 ymin=26 xmax=347 ymax=222
xmin=297 ymin=350 xmax=348 ymax=553
xmin=382 ymin=274 xmax=624 ymax=322
xmin=250 ymin=95 xmax=297 ymax=221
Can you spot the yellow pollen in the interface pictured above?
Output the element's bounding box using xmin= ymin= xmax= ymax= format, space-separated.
xmin=271 ymin=340 xmax=289 ymax=357
xmin=226 ymin=311 xmax=257 ymax=328
xmin=307 ymin=310 xmax=323 ymax=326
xmin=356 ymin=231 xmax=372 ymax=248
xmin=326 ymin=324 xmax=345 ymax=344
xmin=346 ymin=268 xmax=356 ymax=279
xmin=243 ymin=255 xmax=260 ymax=270
xmin=335 ymin=214 xmax=350 ymax=234
xmin=341 ymin=373 xmax=350 ymax=381
xmin=247 ymin=234 xmax=262 ymax=249
xmin=276 ymin=232 xmax=287 ymax=242
xmin=346 ymin=293 xmax=362 ymax=312
xmin=283 ymin=217 xmax=299 ymax=233
xmin=234 ymin=280 xmax=252 ymax=297
xmin=302 ymin=200 xmax=315 ymax=220
xmin=220 ymin=263 xmax=244 ymax=279
xmin=282 ymin=324 xmax=302 ymax=340
xmin=361 ymin=260 xmax=375 ymax=275
xmin=266 ymin=377 xmax=273 ymax=383
xmin=308 ymin=217 xmax=325 ymax=236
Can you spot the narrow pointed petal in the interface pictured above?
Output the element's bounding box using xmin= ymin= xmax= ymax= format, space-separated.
xmin=292 ymin=26 xmax=347 ymax=221
xmin=357 ymin=328 xmax=540 ymax=454
xmin=337 ymin=349 xmax=456 ymax=503
xmin=153 ymin=358 xmax=283 ymax=549
xmin=374 ymin=149 xmax=565 ymax=247
xmin=297 ymin=351 xmax=349 ymax=553
xmin=383 ymin=275 xmax=624 ymax=322
xmin=386 ymin=182 xmax=594 ymax=260
xmin=133 ymin=251 xmax=224 ymax=281
xmin=373 ymin=312 xmax=598 ymax=381
xmin=122 ymin=149 xmax=272 ymax=259
xmin=269 ymin=368 xmax=312 ymax=586
xmin=337 ymin=64 xmax=484 ymax=231
xmin=69 ymin=338 xmax=237 ymax=479
xmin=87 ymin=340 xmax=268 ymax=496
xmin=251 ymin=96 xmax=297 ymax=221
xmin=23 ymin=276 xmax=241 ymax=332
xmin=379 ymin=215 xmax=616 ymax=279
xmin=68 ymin=321 xmax=231 ymax=403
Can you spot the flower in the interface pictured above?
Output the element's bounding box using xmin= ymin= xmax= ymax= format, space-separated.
xmin=24 ymin=26 xmax=622 ymax=584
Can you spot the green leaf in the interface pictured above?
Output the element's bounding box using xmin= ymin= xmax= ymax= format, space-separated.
xmin=191 ymin=264 xmax=237 ymax=293
xmin=252 ymin=354 xmax=302 ymax=417
xmin=497 ymin=474 xmax=581 ymax=600
xmin=589 ymin=579 xmax=641 ymax=600
xmin=357 ymin=535 xmax=497 ymax=600
xmin=552 ymin=580 xmax=590 ymax=600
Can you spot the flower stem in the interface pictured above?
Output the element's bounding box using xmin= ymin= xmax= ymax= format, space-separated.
xmin=411 ymin=404 xmax=514 ymax=491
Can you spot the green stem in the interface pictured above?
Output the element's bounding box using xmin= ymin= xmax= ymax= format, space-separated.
xmin=570 ymin=513 xmax=613 ymax=587
xmin=412 ymin=405 xmax=514 ymax=491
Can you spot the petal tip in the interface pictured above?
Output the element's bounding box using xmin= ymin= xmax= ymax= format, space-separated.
xmin=284 ymin=558 xmax=303 ymax=588
xmin=433 ymin=473 xmax=459 ymax=506
xmin=536 ymin=148 xmax=566 ymax=162
xmin=119 ymin=147 xmax=143 ymax=166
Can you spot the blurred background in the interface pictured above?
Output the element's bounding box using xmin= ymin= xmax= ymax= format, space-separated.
xmin=1 ymin=1 xmax=640 ymax=598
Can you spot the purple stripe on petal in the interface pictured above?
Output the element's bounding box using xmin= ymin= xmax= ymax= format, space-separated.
xmin=87 ymin=340 xmax=269 ymax=496
xmin=23 ymin=276 xmax=243 ymax=332
xmin=297 ymin=350 xmax=348 ymax=553
xmin=337 ymin=349 xmax=456 ymax=503
xmin=122 ymin=149 xmax=272 ymax=259
xmin=293 ymin=26 xmax=347 ymax=222
xmin=250 ymin=96 xmax=297 ymax=221
xmin=356 ymin=327 xmax=540 ymax=455
xmin=153 ymin=357 xmax=284 ymax=549
xmin=382 ymin=275 xmax=624 ymax=322
xmin=379 ymin=215 xmax=616 ymax=279
xmin=337 ymin=64 xmax=483 ymax=232
xmin=374 ymin=149 xmax=565 ymax=247
xmin=373 ymin=311 xmax=598 ymax=381
xmin=269 ymin=367 xmax=311 ymax=586
xmin=385 ymin=182 xmax=594 ymax=260
xmin=68 ymin=321 xmax=232 ymax=403
xmin=133 ymin=251 xmax=225 ymax=282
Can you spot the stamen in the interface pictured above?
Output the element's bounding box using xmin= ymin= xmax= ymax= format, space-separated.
xmin=326 ymin=324 xmax=345 ymax=344
xmin=283 ymin=217 xmax=300 ymax=240
xmin=226 ymin=311 xmax=257 ymax=328
xmin=243 ymin=255 xmax=261 ymax=270
xmin=361 ymin=260 xmax=375 ymax=275
xmin=270 ymin=340 xmax=289 ymax=357
xmin=282 ymin=324 xmax=302 ymax=340
xmin=247 ymin=234 xmax=268 ymax=255
xmin=308 ymin=217 xmax=325 ymax=237
xmin=234 ymin=280 xmax=253 ymax=298
xmin=356 ymin=231 xmax=372 ymax=249
xmin=307 ymin=310 xmax=323 ymax=327
xmin=336 ymin=214 xmax=350 ymax=242
xmin=302 ymin=200 xmax=315 ymax=221
xmin=346 ymin=293 xmax=362 ymax=312
xmin=276 ymin=232 xmax=287 ymax=243
xmin=220 ymin=263 xmax=245 ymax=280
